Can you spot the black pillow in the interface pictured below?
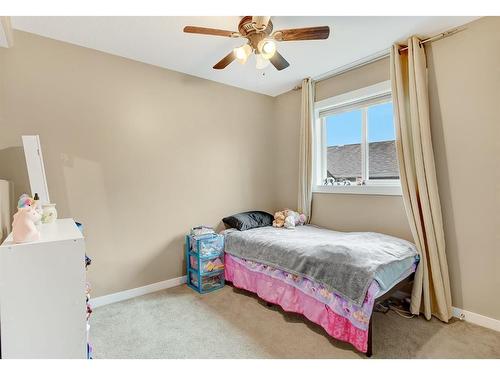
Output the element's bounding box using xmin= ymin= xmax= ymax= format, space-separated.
xmin=222 ymin=211 xmax=274 ymax=231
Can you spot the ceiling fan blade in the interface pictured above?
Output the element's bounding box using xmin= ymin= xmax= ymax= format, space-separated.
xmin=270 ymin=51 xmax=290 ymax=71
xmin=183 ymin=26 xmax=238 ymax=38
xmin=213 ymin=51 xmax=236 ymax=70
xmin=274 ymin=26 xmax=330 ymax=41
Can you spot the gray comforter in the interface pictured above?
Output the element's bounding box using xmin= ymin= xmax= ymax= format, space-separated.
xmin=224 ymin=225 xmax=417 ymax=306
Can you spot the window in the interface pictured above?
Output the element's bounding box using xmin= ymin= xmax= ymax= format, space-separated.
xmin=313 ymin=81 xmax=401 ymax=195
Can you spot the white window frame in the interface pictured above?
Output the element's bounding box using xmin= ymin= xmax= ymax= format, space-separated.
xmin=313 ymin=81 xmax=402 ymax=196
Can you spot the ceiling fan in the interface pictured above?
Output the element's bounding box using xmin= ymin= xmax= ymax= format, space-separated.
xmin=183 ymin=16 xmax=330 ymax=71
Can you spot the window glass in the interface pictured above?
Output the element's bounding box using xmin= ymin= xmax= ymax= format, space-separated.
xmin=325 ymin=109 xmax=362 ymax=185
xmin=367 ymin=102 xmax=399 ymax=180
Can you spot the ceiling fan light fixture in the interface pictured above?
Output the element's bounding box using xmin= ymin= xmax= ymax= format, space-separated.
xmin=257 ymin=39 xmax=276 ymax=60
xmin=233 ymin=44 xmax=252 ymax=64
xmin=252 ymin=16 xmax=271 ymax=31
xmin=255 ymin=54 xmax=271 ymax=69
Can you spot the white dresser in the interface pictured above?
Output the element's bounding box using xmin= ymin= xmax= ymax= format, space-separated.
xmin=0 ymin=218 xmax=87 ymax=359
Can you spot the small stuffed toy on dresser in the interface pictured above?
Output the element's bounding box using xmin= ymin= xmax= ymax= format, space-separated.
xmin=12 ymin=206 xmax=42 ymax=243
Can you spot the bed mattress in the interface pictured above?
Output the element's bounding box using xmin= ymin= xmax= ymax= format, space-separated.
xmin=224 ymin=225 xmax=418 ymax=306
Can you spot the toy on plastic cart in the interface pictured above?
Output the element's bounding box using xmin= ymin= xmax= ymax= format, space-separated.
xmin=205 ymin=258 xmax=224 ymax=272
xmin=190 ymin=234 xmax=224 ymax=257
xmin=190 ymin=273 xmax=223 ymax=290
xmin=190 ymin=225 xmax=215 ymax=236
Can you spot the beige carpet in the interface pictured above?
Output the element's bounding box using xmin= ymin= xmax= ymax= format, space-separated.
xmin=91 ymin=284 xmax=500 ymax=359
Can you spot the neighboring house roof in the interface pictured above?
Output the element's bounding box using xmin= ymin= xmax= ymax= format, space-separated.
xmin=327 ymin=140 xmax=399 ymax=179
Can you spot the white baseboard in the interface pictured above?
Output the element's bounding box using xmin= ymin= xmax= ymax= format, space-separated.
xmin=378 ymin=290 xmax=500 ymax=332
xmin=90 ymin=276 xmax=187 ymax=308
xmin=452 ymin=307 xmax=500 ymax=332
xmin=377 ymin=292 xmax=500 ymax=332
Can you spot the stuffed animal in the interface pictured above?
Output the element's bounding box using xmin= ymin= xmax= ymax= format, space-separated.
xmin=274 ymin=209 xmax=308 ymax=229
xmin=284 ymin=215 xmax=296 ymax=229
xmin=298 ymin=213 xmax=307 ymax=225
xmin=272 ymin=211 xmax=286 ymax=228
xmin=273 ymin=208 xmax=307 ymax=229
xmin=285 ymin=210 xmax=300 ymax=227
xmin=12 ymin=206 xmax=42 ymax=243
xmin=17 ymin=193 xmax=34 ymax=209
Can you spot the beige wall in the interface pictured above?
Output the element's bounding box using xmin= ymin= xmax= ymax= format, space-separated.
xmin=315 ymin=57 xmax=391 ymax=102
xmin=274 ymin=17 xmax=500 ymax=320
xmin=0 ymin=31 xmax=276 ymax=297
xmin=425 ymin=17 xmax=500 ymax=320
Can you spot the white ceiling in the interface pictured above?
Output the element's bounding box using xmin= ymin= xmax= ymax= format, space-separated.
xmin=11 ymin=16 xmax=479 ymax=97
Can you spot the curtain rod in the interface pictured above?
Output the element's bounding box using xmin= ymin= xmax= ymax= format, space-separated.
xmin=292 ymin=25 xmax=466 ymax=91
xmin=398 ymin=27 xmax=465 ymax=52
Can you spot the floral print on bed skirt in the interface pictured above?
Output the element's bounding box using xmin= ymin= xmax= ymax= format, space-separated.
xmin=225 ymin=254 xmax=378 ymax=331
xmin=224 ymin=254 xmax=370 ymax=353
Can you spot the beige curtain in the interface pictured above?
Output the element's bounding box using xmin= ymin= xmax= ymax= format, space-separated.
xmin=298 ymin=78 xmax=314 ymax=222
xmin=390 ymin=37 xmax=453 ymax=322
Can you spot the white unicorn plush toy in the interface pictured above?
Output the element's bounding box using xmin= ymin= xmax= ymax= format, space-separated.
xmin=12 ymin=206 xmax=42 ymax=243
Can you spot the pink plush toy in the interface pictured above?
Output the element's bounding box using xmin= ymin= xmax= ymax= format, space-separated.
xmin=298 ymin=213 xmax=307 ymax=225
xmin=12 ymin=206 xmax=42 ymax=244
xmin=283 ymin=209 xmax=307 ymax=229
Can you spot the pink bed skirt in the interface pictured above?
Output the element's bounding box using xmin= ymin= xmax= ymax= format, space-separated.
xmin=224 ymin=254 xmax=369 ymax=353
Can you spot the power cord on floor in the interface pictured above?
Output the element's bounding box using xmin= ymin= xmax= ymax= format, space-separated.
xmin=374 ymin=298 xmax=416 ymax=319
xmin=374 ymin=302 xmax=390 ymax=314
xmin=388 ymin=304 xmax=416 ymax=319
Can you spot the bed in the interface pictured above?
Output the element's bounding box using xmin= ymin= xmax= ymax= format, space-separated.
xmin=223 ymin=224 xmax=418 ymax=356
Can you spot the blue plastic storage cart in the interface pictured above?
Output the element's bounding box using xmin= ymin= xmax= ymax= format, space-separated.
xmin=186 ymin=233 xmax=225 ymax=294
